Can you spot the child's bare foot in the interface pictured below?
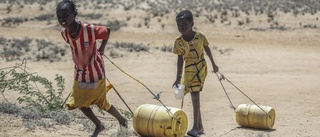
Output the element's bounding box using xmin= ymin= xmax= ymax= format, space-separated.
xmin=90 ymin=125 xmax=105 ymax=137
xmin=197 ymin=129 xmax=204 ymax=135
xmin=120 ymin=118 xmax=128 ymax=128
xmin=187 ymin=130 xmax=199 ymax=137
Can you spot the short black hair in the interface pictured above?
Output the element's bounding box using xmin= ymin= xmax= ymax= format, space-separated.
xmin=176 ymin=10 xmax=193 ymax=22
xmin=56 ymin=0 xmax=78 ymax=16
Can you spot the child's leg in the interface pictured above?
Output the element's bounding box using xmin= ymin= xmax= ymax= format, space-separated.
xmin=106 ymin=105 xmax=128 ymax=127
xmin=80 ymin=107 xmax=105 ymax=137
xmin=197 ymin=99 xmax=204 ymax=135
xmin=191 ymin=92 xmax=204 ymax=134
xmin=189 ymin=92 xmax=201 ymax=136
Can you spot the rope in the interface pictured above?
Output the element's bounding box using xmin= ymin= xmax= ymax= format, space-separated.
xmin=105 ymin=77 xmax=134 ymax=116
xmin=103 ymin=55 xmax=181 ymax=123
xmin=180 ymin=99 xmax=184 ymax=109
xmin=216 ymin=72 xmax=272 ymax=119
xmin=215 ymin=73 xmax=236 ymax=110
xmin=60 ymin=92 xmax=71 ymax=108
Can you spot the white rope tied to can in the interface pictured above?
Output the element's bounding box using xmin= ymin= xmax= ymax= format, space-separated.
xmin=215 ymin=72 xmax=272 ymax=119
xmin=103 ymin=55 xmax=181 ymax=123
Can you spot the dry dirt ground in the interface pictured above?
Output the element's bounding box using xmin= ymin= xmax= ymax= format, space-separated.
xmin=1 ymin=1 xmax=320 ymax=137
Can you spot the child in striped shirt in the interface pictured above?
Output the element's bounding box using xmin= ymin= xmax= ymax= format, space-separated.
xmin=56 ymin=0 xmax=127 ymax=136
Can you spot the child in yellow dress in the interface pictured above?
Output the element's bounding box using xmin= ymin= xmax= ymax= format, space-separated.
xmin=56 ymin=0 xmax=127 ymax=136
xmin=172 ymin=10 xmax=219 ymax=137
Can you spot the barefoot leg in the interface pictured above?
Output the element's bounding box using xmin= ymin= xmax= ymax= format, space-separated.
xmin=197 ymin=90 xmax=204 ymax=134
xmin=80 ymin=107 xmax=104 ymax=136
xmin=106 ymin=105 xmax=128 ymax=128
xmin=190 ymin=92 xmax=200 ymax=134
xmin=90 ymin=125 xmax=105 ymax=137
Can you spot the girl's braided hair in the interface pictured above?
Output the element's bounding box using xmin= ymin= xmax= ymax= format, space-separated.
xmin=56 ymin=0 xmax=78 ymax=16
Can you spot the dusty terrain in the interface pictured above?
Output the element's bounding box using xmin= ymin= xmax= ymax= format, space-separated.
xmin=0 ymin=1 xmax=320 ymax=137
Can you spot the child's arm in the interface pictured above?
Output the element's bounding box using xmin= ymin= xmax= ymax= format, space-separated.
xmin=173 ymin=55 xmax=183 ymax=87
xmin=98 ymin=28 xmax=111 ymax=55
xmin=204 ymin=46 xmax=219 ymax=73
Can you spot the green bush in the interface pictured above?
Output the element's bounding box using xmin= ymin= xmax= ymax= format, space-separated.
xmin=1 ymin=69 xmax=65 ymax=113
xmin=0 ymin=62 xmax=74 ymax=130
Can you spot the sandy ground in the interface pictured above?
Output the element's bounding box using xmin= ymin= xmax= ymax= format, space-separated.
xmin=1 ymin=1 xmax=320 ymax=137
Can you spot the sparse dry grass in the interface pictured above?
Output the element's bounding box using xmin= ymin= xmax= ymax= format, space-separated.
xmin=1 ymin=0 xmax=319 ymax=61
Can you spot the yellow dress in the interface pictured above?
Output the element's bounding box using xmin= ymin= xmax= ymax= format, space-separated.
xmin=173 ymin=31 xmax=208 ymax=94
xmin=66 ymin=78 xmax=112 ymax=110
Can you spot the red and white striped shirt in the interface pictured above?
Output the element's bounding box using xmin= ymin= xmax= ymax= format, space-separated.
xmin=61 ymin=22 xmax=108 ymax=82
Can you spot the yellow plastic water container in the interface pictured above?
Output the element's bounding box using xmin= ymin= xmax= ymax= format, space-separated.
xmin=235 ymin=104 xmax=276 ymax=129
xmin=133 ymin=104 xmax=188 ymax=137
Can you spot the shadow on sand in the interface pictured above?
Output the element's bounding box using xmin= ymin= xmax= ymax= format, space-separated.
xmin=218 ymin=126 xmax=276 ymax=137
